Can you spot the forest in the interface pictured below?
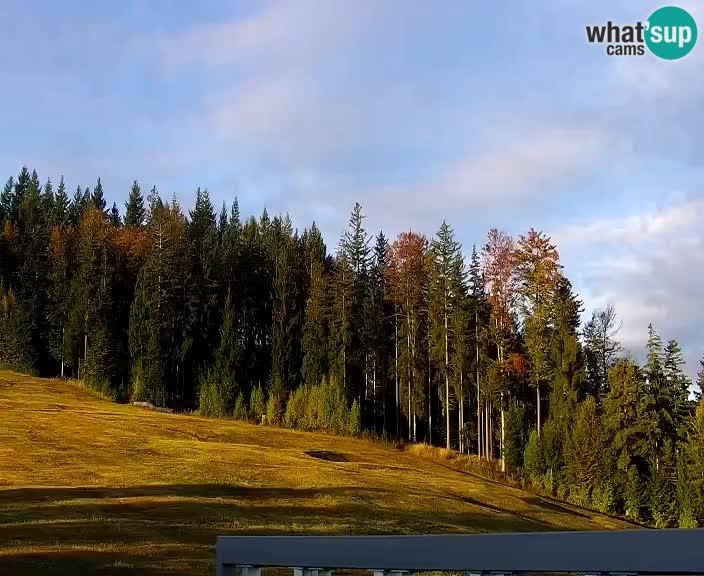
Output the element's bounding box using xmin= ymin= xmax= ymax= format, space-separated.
xmin=0 ymin=166 xmax=703 ymax=528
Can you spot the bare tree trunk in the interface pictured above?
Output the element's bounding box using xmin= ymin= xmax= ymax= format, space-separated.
xmin=60 ymin=326 xmax=65 ymax=379
xmin=537 ymin=385 xmax=541 ymax=437
xmin=459 ymin=373 xmax=464 ymax=453
xmin=373 ymin=358 xmax=377 ymax=434
xmin=476 ymin=310 xmax=480 ymax=457
xmin=395 ymin=311 xmax=399 ymax=439
xmin=501 ymin=391 xmax=505 ymax=472
xmin=428 ymin=352 xmax=432 ymax=445
xmin=445 ymin=307 xmax=450 ymax=450
xmin=478 ymin=401 xmax=483 ymax=458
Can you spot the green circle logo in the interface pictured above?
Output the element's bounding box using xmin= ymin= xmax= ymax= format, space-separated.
xmin=645 ymin=6 xmax=698 ymax=59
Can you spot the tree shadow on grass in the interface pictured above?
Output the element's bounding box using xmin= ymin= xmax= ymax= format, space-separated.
xmin=0 ymin=484 xmax=560 ymax=575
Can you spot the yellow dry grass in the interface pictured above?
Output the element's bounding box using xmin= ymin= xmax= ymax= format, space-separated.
xmin=0 ymin=370 xmax=635 ymax=574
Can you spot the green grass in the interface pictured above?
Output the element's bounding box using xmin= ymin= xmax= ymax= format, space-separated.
xmin=0 ymin=370 xmax=635 ymax=574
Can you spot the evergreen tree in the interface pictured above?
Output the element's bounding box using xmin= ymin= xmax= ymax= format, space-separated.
xmin=15 ymin=174 xmax=50 ymax=373
xmin=271 ymin=226 xmax=302 ymax=397
xmin=53 ymin=176 xmax=70 ymax=226
xmin=341 ymin=203 xmax=370 ymax=410
xmin=468 ymin=244 xmax=491 ymax=455
xmin=12 ymin=167 xmax=31 ymax=222
xmin=564 ymin=396 xmax=608 ymax=506
xmin=0 ymin=285 xmax=34 ymax=371
xmin=364 ymin=231 xmax=394 ymax=434
xmin=604 ymin=358 xmax=646 ymax=503
xmin=199 ymin=288 xmax=239 ymax=416
xmin=302 ymin=224 xmax=329 ymax=389
xmin=0 ymin=177 xmax=13 ymax=222
xmin=188 ymin=187 xmax=220 ymax=394
xmin=428 ymin=221 xmax=465 ymax=449
xmin=68 ymin=207 xmax=118 ymax=393
xmin=47 ymin=224 xmax=75 ymax=377
xmin=218 ymin=202 xmax=228 ymax=236
xmin=109 ymin=202 xmax=121 ymax=226
xmin=91 ymin=178 xmax=107 ymax=211
xmin=124 ymin=180 xmax=146 ymax=228
xmin=697 ymin=357 xmax=703 ymax=403
xmin=129 ymin=201 xmax=191 ymax=406
xmin=69 ymin=186 xmax=84 ymax=226
xmin=642 ymin=324 xmax=676 ymax=464
xmin=663 ymin=339 xmax=692 ymax=439
xmin=42 ymin=179 xmax=55 ymax=218
xmin=684 ymin=400 xmax=704 ymax=525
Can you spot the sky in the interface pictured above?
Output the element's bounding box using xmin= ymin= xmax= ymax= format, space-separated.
xmin=1 ymin=0 xmax=703 ymax=382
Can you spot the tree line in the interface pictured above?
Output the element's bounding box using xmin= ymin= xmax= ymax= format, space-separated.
xmin=0 ymin=166 xmax=702 ymax=526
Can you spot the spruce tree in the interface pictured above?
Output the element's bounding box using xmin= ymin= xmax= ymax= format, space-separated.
xmin=124 ymin=180 xmax=146 ymax=228
xmin=42 ymin=179 xmax=55 ymax=218
xmin=53 ymin=176 xmax=70 ymax=226
xmin=69 ymin=186 xmax=84 ymax=226
xmin=129 ymin=201 xmax=191 ymax=406
xmin=91 ymin=178 xmax=107 ymax=211
xmin=302 ymin=224 xmax=329 ymax=388
xmin=341 ymin=203 xmax=370 ymax=412
xmin=15 ymin=174 xmax=49 ymax=373
xmin=0 ymin=177 xmax=13 ymax=222
xmin=663 ymin=339 xmax=692 ymax=439
xmin=68 ymin=207 xmax=118 ymax=392
xmin=188 ymin=187 xmax=220 ymax=390
xmin=199 ymin=288 xmax=239 ymax=416
xmin=271 ymin=227 xmax=301 ymax=397
xmin=218 ymin=202 xmax=228 ymax=236
xmin=109 ymin=203 xmax=121 ymax=226
xmin=12 ymin=167 xmax=31 ymax=222
xmin=697 ymin=357 xmax=703 ymax=402
xmin=47 ymin=224 xmax=75 ymax=377
xmin=428 ymin=221 xmax=465 ymax=449
xmin=604 ymin=359 xmax=644 ymax=502
xmin=364 ymin=231 xmax=393 ymax=434
xmin=642 ymin=324 xmax=676 ymax=464
xmin=468 ymin=244 xmax=490 ymax=455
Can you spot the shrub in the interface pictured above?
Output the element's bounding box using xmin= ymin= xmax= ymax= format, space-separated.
xmin=625 ymin=465 xmax=642 ymax=521
xmin=524 ymin=430 xmax=545 ymax=487
xmin=348 ymin=399 xmax=361 ymax=436
xmin=199 ymin=370 xmax=227 ymax=417
xmin=504 ymin=403 xmax=527 ymax=475
xmin=568 ymin=484 xmax=591 ymax=508
xmin=542 ymin=469 xmax=555 ymax=496
xmin=233 ymin=392 xmax=248 ymax=420
xmin=266 ymin=392 xmax=286 ymax=426
xmin=130 ymin=362 xmax=147 ymax=402
xmin=317 ymin=376 xmax=349 ymax=433
xmin=304 ymin=384 xmax=320 ymax=429
xmin=285 ymin=386 xmax=308 ymax=428
xmin=676 ymin=452 xmax=698 ymax=527
xmin=249 ymin=385 xmax=266 ymax=422
xmin=591 ymin=481 xmax=615 ymax=514
xmin=679 ymin=507 xmax=699 ymax=528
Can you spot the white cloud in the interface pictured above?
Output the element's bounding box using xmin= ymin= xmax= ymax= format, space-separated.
xmin=555 ymin=198 xmax=704 ymax=247
xmin=557 ymin=196 xmax=704 ymax=380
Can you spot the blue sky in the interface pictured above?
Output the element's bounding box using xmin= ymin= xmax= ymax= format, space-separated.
xmin=1 ymin=0 xmax=703 ymax=381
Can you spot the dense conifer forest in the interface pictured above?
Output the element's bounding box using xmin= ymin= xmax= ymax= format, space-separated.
xmin=0 ymin=166 xmax=702 ymax=526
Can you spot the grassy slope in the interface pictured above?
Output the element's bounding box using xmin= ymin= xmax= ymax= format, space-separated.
xmin=0 ymin=370 xmax=634 ymax=575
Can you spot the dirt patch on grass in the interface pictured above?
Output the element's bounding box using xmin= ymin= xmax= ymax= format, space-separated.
xmin=304 ymin=450 xmax=349 ymax=462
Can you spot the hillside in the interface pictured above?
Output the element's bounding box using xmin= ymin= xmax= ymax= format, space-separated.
xmin=0 ymin=371 xmax=635 ymax=575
